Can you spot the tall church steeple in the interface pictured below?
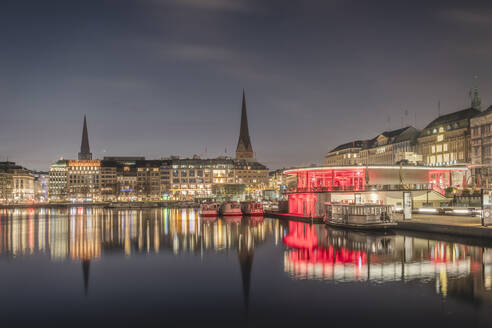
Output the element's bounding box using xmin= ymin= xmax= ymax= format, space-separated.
xmin=236 ymin=90 xmax=254 ymax=160
xmin=471 ymin=76 xmax=482 ymax=111
xmin=78 ymin=115 xmax=92 ymax=160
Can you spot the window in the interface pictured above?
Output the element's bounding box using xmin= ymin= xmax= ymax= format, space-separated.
xmin=439 ymin=127 xmax=444 ymax=133
xmin=437 ymin=135 xmax=444 ymax=142
xmin=436 ymin=145 xmax=442 ymax=153
xmin=431 ymin=146 xmax=435 ymax=153
xmin=437 ymin=154 xmax=442 ymax=163
xmin=444 ymin=153 xmax=449 ymax=162
xmin=443 ymin=143 xmax=448 ymax=152
xmin=430 ymin=156 xmax=436 ymax=164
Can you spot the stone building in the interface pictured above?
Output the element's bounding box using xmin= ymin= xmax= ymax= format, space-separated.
xmin=417 ymin=93 xmax=481 ymax=166
xmin=325 ymin=126 xmax=420 ymax=166
xmin=325 ymin=141 xmax=365 ymax=166
xmin=0 ymin=161 xmax=35 ymax=203
xmin=470 ymin=105 xmax=492 ymax=187
xmin=169 ymin=157 xmax=235 ymax=200
xmin=66 ymin=160 xmax=101 ymax=201
xmin=234 ymin=160 xmax=269 ymax=195
xmin=359 ymin=126 xmax=420 ymax=165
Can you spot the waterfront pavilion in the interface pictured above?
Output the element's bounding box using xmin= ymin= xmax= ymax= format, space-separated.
xmin=283 ymin=165 xmax=469 ymax=217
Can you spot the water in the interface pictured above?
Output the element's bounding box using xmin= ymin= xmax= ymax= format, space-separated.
xmin=1 ymin=207 xmax=492 ymax=327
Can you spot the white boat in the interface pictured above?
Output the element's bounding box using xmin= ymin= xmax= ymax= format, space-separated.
xmin=241 ymin=202 xmax=264 ymax=216
xmin=200 ymin=202 xmax=219 ymax=217
xmin=324 ymin=203 xmax=396 ymax=230
xmin=220 ymin=202 xmax=242 ymax=216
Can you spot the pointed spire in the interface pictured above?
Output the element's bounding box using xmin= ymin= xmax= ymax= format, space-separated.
xmin=471 ymin=75 xmax=482 ymax=111
xmin=78 ymin=115 xmax=92 ymax=160
xmin=236 ymin=90 xmax=254 ymax=160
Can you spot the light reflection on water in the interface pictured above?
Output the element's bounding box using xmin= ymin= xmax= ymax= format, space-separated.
xmin=2 ymin=207 xmax=492 ymax=326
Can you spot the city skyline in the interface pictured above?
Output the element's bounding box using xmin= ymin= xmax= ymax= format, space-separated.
xmin=1 ymin=0 xmax=492 ymax=171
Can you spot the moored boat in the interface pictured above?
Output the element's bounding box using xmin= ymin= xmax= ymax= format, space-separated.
xmin=241 ymin=201 xmax=264 ymax=216
xmin=324 ymin=203 xmax=397 ymax=231
xmin=220 ymin=202 xmax=243 ymax=216
xmin=200 ymin=202 xmax=219 ymax=217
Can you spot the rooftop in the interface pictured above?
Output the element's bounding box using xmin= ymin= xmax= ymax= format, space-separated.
xmin=423 ymin=107 xmax=481 ymax=130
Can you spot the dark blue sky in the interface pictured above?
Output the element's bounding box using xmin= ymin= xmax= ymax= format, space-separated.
xmin=1 ymin=0 xmax=491 ymax=170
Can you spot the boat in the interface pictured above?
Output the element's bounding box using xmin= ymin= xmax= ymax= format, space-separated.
xmin=324 ymin=203 xmax=397 ymax=231
xmin=199 ymin=202 xmax=219 ymax=217
xmin=241 ymin=202 xmax=264 ymax=216
xmin=220 ymin=202 xmax=243 ymax=216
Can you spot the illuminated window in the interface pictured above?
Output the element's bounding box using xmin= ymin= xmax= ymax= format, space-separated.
xmin=437 ymin=154 xmax=442 ymax=163
xmin=437 ymin=135 xmax=444 ymax=142
xmin=439 ymin=127 xmax=444 ymax=133
xmin=444 ymin=153 xmax=449 ymax=162
xmin=430 ymin=156 xmax=436 ymax=164
xmin=436 ymin=145 xmax=442 ymax=152
xmin=431 ymin=146 xmax=435 ymax=153
xmin=443 ymin=143 xmax=448 ymax=151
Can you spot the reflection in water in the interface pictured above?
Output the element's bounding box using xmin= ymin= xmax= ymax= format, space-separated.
xmin=283 ymin=221 xmax=492 ymax=302
xmin=1 ymin=208 xmax=492 ymax=305
xmin=0 ymin=208 xmax=274 ymax=259
xmin=0 ymin=207 xmax=275 ymax=301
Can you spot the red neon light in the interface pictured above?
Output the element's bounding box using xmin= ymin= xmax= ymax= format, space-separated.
xmin=292 ymin=169 xmax=365 ymax=193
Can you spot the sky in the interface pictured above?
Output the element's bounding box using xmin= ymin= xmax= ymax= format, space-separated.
xmin=1 ymin=0 xmax=491 ymax=171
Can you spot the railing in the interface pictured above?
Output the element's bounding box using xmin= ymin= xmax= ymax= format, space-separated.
xmin=289 ymin=184 xmax=437 ymax=193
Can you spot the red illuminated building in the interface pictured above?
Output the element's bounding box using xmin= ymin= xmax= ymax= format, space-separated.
xmin=283 ymin=165 xmax=468 ymax=217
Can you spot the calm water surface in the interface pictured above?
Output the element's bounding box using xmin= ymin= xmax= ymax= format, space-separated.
xmin=1 ymin=207 xmax=492 ymax=327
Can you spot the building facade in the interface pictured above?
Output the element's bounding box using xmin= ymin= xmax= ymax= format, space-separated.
xmin=470 ymin=105 xmax=492 ymax=187
xmin=325 ymin=127 xmax=420 ymax=166
xmin=359 ymin=126 xmax=420 ymax=165
xmin=0 ymin=162 xmax=35 ymax=203
xmin=169 ymin=157 xmax=235 ymax=200
xmin=417 ymin=107 xmax=480 ymax=166
xmin=325 ymin=141 xmax=364 ymax=166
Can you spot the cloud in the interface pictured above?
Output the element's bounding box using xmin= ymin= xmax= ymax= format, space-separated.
xmin=149 ymin=0 xmax=254 ymax=13
xmin=441 ymin=9 xmax=492 ymax=26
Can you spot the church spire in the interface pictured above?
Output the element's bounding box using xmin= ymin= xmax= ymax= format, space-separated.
xmin=471 ymin=75 xmax=482 ymax=111
xmin=236 ymin=90 xmax=254 ymax=160
xmin=78 ymin=115 xmax=92 ymax=160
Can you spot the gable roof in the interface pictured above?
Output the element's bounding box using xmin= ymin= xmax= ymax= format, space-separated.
xmin=423 ymin=107 xmax=481 ymax=130
xmin=329 ymin=140 xmax=366 ymax=153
